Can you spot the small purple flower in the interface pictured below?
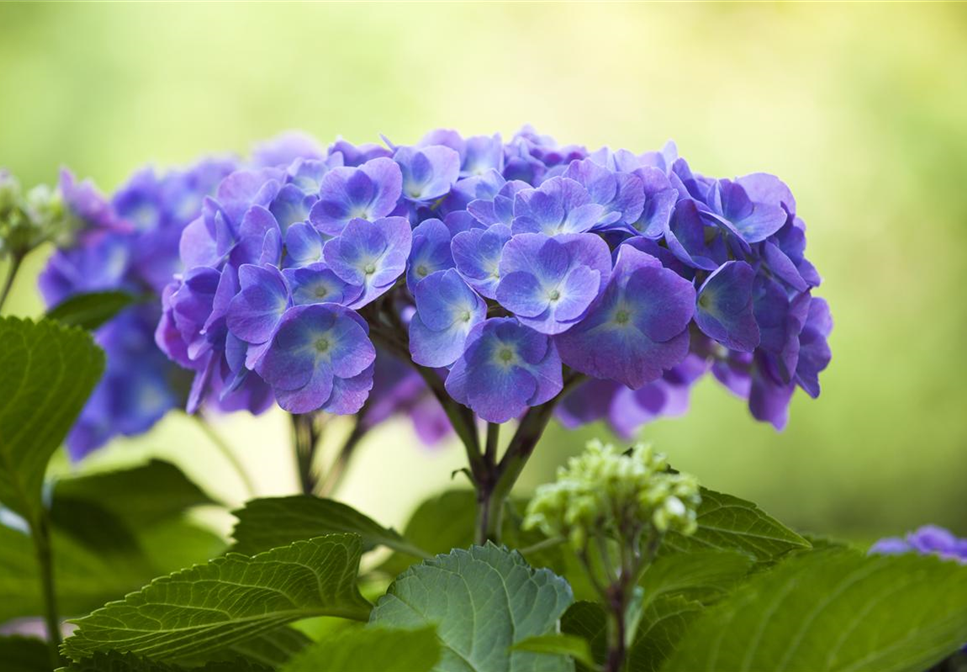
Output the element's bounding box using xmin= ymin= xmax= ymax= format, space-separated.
xmin=556 ymin=245 xmax=696 ymax=389
xmin=256 ymin=304 xmax=375 ymax=414
xmin=871 ymin=526 xmax=967 ymax=564
xmin=512 ymin=177 xmax=604 ymax=236
xmin=704 ymin=178 xmax=788 ymax=244
xmin=327 ymin=138 xmax=393 ymax=167
xmin=59 ymin=168 xmax=130 ymax=235
xmin=323 ymin=216 xmax=411 ymax=308
xmin=467 ymin=179 xmax=529 ymax=228
xmin=451 ymin=223 xmax=512 ymax=299
xmin=394 ymin=145 xmax=461 ymax=203
xmin=226 ymin=264 xmax=292 ymax=368
xmin=284 ymin=263 xmax=362 ymax=307
xmin=445 ymin=318 xmax=563 ymax=423
xmin=309 ymin=158 xmax=402 ymax=235
xmin=795 ymin=297 xmax=833 ymax=398
xmin=495 ymin=233 xmax=611 ymax=335
xmin=462 ymin=134 xmax=504 ymax=177
xmin=562 ymin=158 xmax=645 ymax=229
xmin=409 ymin=269 xmax=487 ymax=368
xmin=695 ymin=261 xmax=760 ymax=353
xmin=626 ymin=167 xmax=678 ymax=239
xmin=663 ymin=199 xmax=730 ymax=271
xmin=407 ymin=218 xmax=455 ymax=291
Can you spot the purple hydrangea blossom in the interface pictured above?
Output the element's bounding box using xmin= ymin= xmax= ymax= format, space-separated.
xmin=445 ymin=318 xmax=563 ymax=423
xmin=151 ymin=127 xmax=831 ymax=441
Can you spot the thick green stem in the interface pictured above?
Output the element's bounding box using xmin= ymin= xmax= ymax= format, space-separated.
xmin=193 ymin=414 xmax=256 ymax=498
xmin=31 ymin=511 xmax=62 ymax=667
xmin=603 ymin=591 xmax=628 ymax=672
xmin=0 ymin=252 xmax=23 ymax=313
xmin=291 ymin=413 xmax=323 ymax=495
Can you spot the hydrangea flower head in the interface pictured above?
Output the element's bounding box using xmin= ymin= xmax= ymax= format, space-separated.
xmin=152 ymin=126 xmax=831 ymax=444
xmin=523 ymin=439 xmax=701 ymax=550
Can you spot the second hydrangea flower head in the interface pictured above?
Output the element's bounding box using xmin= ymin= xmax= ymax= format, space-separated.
xmin=159 ymin=127 xmax=832 ymax=432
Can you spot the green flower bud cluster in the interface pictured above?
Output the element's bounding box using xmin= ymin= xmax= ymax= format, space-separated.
xmin=0 ymin=169 xmax=69 ymax=259
xmin=523 ymin=439 xmax=701 ymax=551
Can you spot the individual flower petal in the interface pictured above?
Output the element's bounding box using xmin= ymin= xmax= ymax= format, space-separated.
xmin=445 ymin=318 xmax=562 ymax=423
xmin=284 ymin=221 xmax=325 ymax=268
xmin=255 ymin=304 xmax=375 ymax=414
xmin=394 ymin=145 xmax=461 ymax=202
xmin=226 ymin=264 xmax=291 ymax=346
xmin=795 ymin=297 xmax=832 ymax=397
xmin=451 ymin=223 xmax=512 ymax=299
xmin=283 ymin=263 xmax=362 ymax=307
xmin=407 ymin=218 xmax=454 ymax=291
xmin=556 ymin=245 xmax=696 ymax=389
xmin=706 ymin=179 xmax=788 ymax=244
xmin=409 ymin=269 xmax=486 ymax=367
xmin=695 ymin=261 xmax=760 ymax=352
xmin=309 ymin=157 xmax=403 ymax=235
xmin=512 ymin=177 xmax=604 ymax=236
xmin=322 ymin=216 xmax=412 ymax=308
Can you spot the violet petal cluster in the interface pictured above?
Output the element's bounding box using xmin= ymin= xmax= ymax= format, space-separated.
xmin=40 ymin=159 xmax=237 ymax=459
xmin=870 ymin=526 xmax=967 ymax=564
xmin=161 ymin=127 xmax=831 ymax=430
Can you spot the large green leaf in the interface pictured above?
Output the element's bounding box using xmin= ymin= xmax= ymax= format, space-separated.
xmin=638 ymin=550 xmax=754 ymax=610
xmin=371 ymin=543 xmax=574 ymax=672
xmin=53 ymin=460 xmax=217 ymax=529
xmin=63 ymin=535 xmax=372 ymax=663
xmin=0 ymin=317 xmax=104 ymax=520
xmin=45 ymin=290 xmax=143 ymax=332
xmin=57 ymin=653 xmax=271 ymax=671
xmin=628 ymin=596 xmax=703 ymax=672
xmin=661 ymin=487 xmax=810 ymax=563
xmin=0 ymin=636 xmax=51 ymax=672
xmin=512 ymin=634 xmax=598 ymax=671
xmin=281 ymin=626 xmax=441 ymax=672
xmin=663 ymin=549 xmax=967 ymax=672
xmin=231 ymin=496 xmax=428 ymax=558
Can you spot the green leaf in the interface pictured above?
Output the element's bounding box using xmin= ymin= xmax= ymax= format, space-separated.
xmin=379 ymin=490 xmax=478 ymax=576
xmin=281 ymin=626 xmax=441 ymax=672
xmin=45 ymin=290 xmax=142 ymax=331
xmin=63 ymin=534 xmax=372 ymax=663
xmin=53 ymin=460 xmax=217 ymax=529
xmin=661 ymin=487 xmax=810 ymax=563
xmin=560 ymin=597 xmax=704 ymax=672
xmin=627 ymin=596 xmax=703 ymax=672
xmin=0 ymin=317 xmax=104 ymax=520
xmin=371 ymin=543 xmax=575 ymax=672
xmin=639 ymin=550 xmax=755 ymax=609
xmin=513 ymin=634 xmax=598 ymax=671
xmin=231 ymin=496 xmax=428 ymax=559
xmin=57 ymin=652 xmax=271 ymax=671
xmin=662 ymin=549 xmax=967 ymax=672
xmin=224 ymin=627 xmax=313 ymax=667
xmin=0 ymin=636 xmax=51 ymax=672
xmin=0 ymin=524 xmax=149 ymax=624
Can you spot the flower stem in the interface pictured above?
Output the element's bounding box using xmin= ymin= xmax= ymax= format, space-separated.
xmin=0 ymin=252 xmax=23 ymax=313
xmin=291 ymin=412 xmax=323 ymax=495
xmin=30 ymin=510 xmax=62 ymax=667
xmin=193 ymin=414 xmax=257 ymax=499
xmin=317 ymin=417 xmax=367 ymax=498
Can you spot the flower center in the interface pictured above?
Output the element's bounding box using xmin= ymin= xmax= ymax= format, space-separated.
xmin=314 ymin=337 xmax=331 ymax=353
xmin=460 ymin=310 xmax=472 ymax=322
xmin=498 ymin=347 xmax=515 ymax=363
xmin=363 ymin=263 xmax=377 ymax=275
xmin=614 ymin=309 xmax=631 ymax=325
xmin=416 ymin=264 xmax=429 ymax=277
xmin=314 ymin=286 xmax=329 ymax=299
xmin=548 ymin=289 xmax=561 ymax=301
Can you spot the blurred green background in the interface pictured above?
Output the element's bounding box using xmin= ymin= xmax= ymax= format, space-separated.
xmin=1 ymin=3 xmax=965 ymax=544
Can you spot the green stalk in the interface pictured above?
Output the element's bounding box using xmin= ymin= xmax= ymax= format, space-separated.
xmin=0 ymin=252 xmax=23 ymax=313
xmin=30 ymin=510 xmax=62 ymax=667
xmin=291 ymin=413 xmax=323 ymax=495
